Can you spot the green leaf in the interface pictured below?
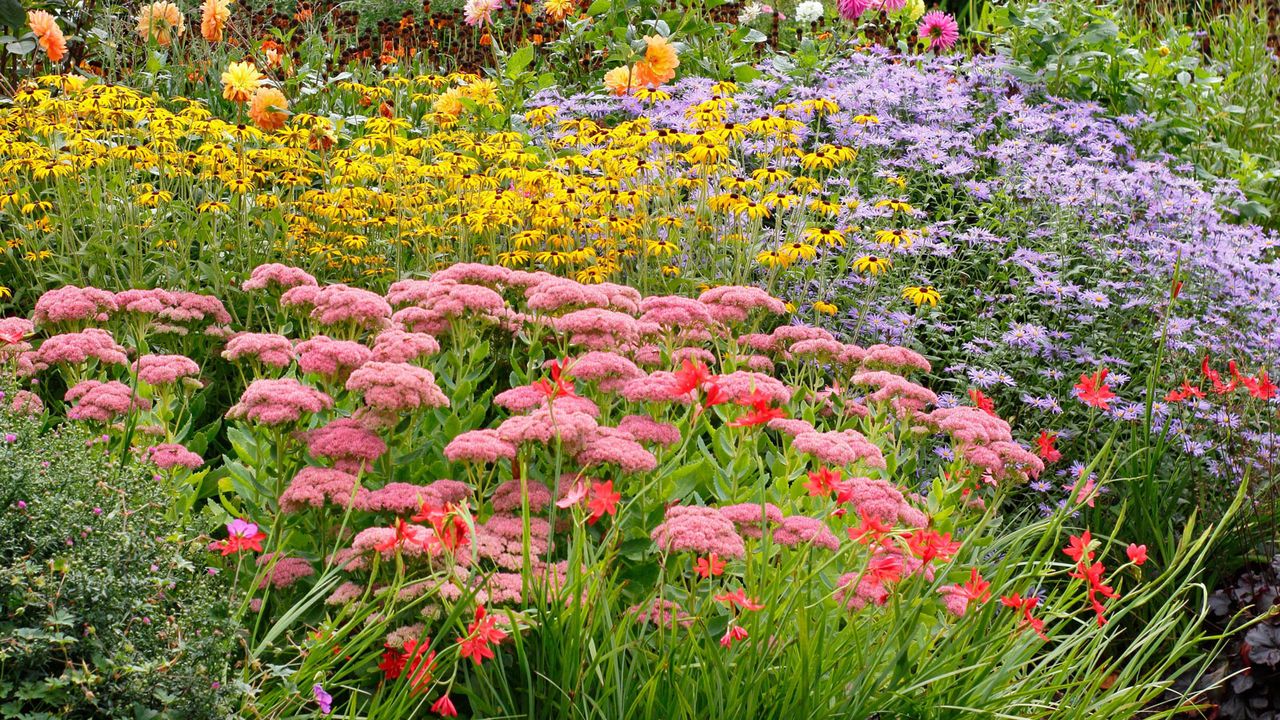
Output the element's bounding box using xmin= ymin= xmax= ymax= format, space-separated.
xmin=5 ymin=34 xmax=35 ymax=55
xmin=506 ymin=44 xmax=536 ymax=79
xmin=734 ymin=64 xmax=762 ymax=84
xmin=585 ymin=0 xmax=610 ymax=16
xmin=0 ymin=0 xmax=24 ymax=31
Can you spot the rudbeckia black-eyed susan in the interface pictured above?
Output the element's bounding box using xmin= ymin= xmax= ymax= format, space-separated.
xmin=779 ymin=242 xmax=817 ymax=262
xmin=751 ymin=166 xmax=792 ymax=185
xmin=875 ymin=228 xmax=915 ymax=247
xmin=807 ymin=197 xmax=841 ymax=217
xmin=756 ymin=249 xmax=792 ymax=268
xmin=876 ymin=198 xmax=914 ymax=213
xmin=854 ymin=255 xmax=892 ymax=274
xmin=646 ymin=239 xmax=680 ymax=257
xmin=903 ymin=285 xmax=941 ymax=307
xmin=804 ymin=227 xmax=845 ymax=247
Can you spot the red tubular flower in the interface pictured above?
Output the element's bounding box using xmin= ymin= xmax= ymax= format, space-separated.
xmin=695 ymin=553 xmax=725 ymax=579
xmin=586 ymin=480 xmax=621 ymax=525
xmin=1035 ymin=430 xmax=1062 ymax=464
xmin=673 ymin=359 xmax=711 ymax=395
xmin=1064 ymin=528 xmax=1119 ymax=626
xmin=866 ymin=552 xmax=903 ymax=585
xmin=805 ymin=466 xmax=841 ymax=497
xmin=714 ymin=588 xmax=764 ymax=612
xmin=412 ymin=501 xmax=471 ymax=553
xmin=720 ymin=623 xmax=749 ymax=648
xmin=457 ymin=605 xmax=508 ymax=665
xmin=1000 ymin=592 xmax=1048 ymax=640
xmin=1126 ymin=543 xmax=1147 ymax=566
xmin=957 ymin=568 xmax=991 ymax=603
xmin=535 ymin=357 xmax=577 ymax=399
xmin=403 ymin=638 xmax=437 ymax=692
xmin=1073 ymin=367 xmax=1117 ymax=410
xmin=1202 ymin=356 xmax=1237 ymax=394
xmin=1165 ymin=380 xmax=1204 ymax=403
xmin=968 ymin=388 xmax=996 ymax=416
xmin=1244 ymin=369 xmax=1278 ymax=400
xmin=906 ymin=529 xmax=961 ymax=565
xmin=374 ymin=518 xmax=422 ymax=553
xmin=728 ymin=388 xmax=787 ymax=427
xmin=378 ymin=642 xmax=408 ymax=679
xmin=1062 ymin=530 xmax=1094 ymax=564
xmin=846 ymin=511 xmax=893 ymax=545
xmin=701 ymin=382 xmax=729 ymax=410
xmin=431 ymin=694 xmax=458 ymax=717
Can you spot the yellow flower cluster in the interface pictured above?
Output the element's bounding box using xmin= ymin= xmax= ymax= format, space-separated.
xmin=0 ymin=73 xmax=937 ymax=313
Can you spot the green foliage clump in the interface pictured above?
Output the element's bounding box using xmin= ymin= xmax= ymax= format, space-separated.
xmin=0 ymin=403 xmax=239 ymax=719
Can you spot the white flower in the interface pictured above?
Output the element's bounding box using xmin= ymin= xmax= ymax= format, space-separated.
xmin=738 ymin=2 xmax=763 ymax=23
xmin=795 ymin=0 xmax=823 ymax=24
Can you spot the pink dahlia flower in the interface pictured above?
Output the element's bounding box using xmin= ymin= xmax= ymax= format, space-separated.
xmin=918 ymin=11 xmax=959 ymax=51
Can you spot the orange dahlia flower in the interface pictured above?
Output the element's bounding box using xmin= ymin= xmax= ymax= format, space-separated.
xmin=632 ymin=35 xmax=678 ymax=88
xmin=602 ymin=66 xmax=636 ymax=97
xmin=27 ymin=11 xmax=67 ymax=63
xmin=200 ymin=0 xmax=232 ymax=42
xmin=137 ymin=2 xmax=186 ymax=47
xmin=248 ymin=87 xmax=289 ymax=131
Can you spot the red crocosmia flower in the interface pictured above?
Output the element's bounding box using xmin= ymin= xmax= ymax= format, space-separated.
xmin=1069 ymin=560 xmax=1119 ymax=626
xmin=1171 ymin=279 xmax=1182 ymax=299
xmin=728 ymin=388 xmax=787 ymax=427
xmin=695 ymin=553 xmax=726 ymax=579
xmin=374 ymin=518 xmax=422 ymax=553
xmin=586 ymin=480 xmax=621 ymax=525
xmin=1063 ymin=473 xmax=1098 ymax=508
xmin=957 ymin=568 xmax=991 ymax=603
xmin=402 ymin=638 xmax=437 ymax=693
xmin=1126 ymin=543 xmax=1147 ymax=566
xmin=537 ymin=357 xmax=576 ymax=399
xmin=1073 ymin=368 xmax=1117 ymax=410
xmin=1035 ymin=430 xmax=1062 ymax=464
xmin=846 ymin=511 xmax=893 ymax=545
xmin=1165 ymin=380 xmax=1205 ymax=403
xmin=431 ymin=694 xmax=458 ymax=717
xmin=378 ymin=642 xmax=408 ymax=679
xmin=701 ymin=382 xmax=730 ymax=410
xmin=714 ymin=588 xmax=764 ymax=612
xmin=1244 ymin=370 xmax=1278 ymax=400
xmin=413 ymin=501 xmax=471 ymax=553
xmin=1065 ymin=527 xmax=1119 ymax=626
xmin=1202 ymin=356 xmax=1237 ymax=395
xmin=556 ymin=477 xmax=587 ymax=509
xmin=215 ymin=518 xmax=267 ymax=555
xmin=906 ymin=529 xmax=961 ymax=565
xmin=674 ymin=359 xmax=712 ymax=395
xmin=458 ymin=605 xmax=508 ymax=666
xmin=720 ymin=623 xmax=749 ymax=648
xmin=458 ymin=633 xmax=494 ymax=664
xmin=968 ymin=388 xmax=996 ymax=416
xmin=805 ymin=466 xmax=842 ymax=497
xmin=866 ymin=552 xmax=903 ymax=585
xmin=1063 ymin=530 xmax=1095 ymax=564
xmin=1000 ymin=592 xmax=1048 ymax=640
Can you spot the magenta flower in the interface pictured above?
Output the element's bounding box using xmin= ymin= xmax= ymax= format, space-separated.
xmin=918 ymin=11 xmax=959 ymax=51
